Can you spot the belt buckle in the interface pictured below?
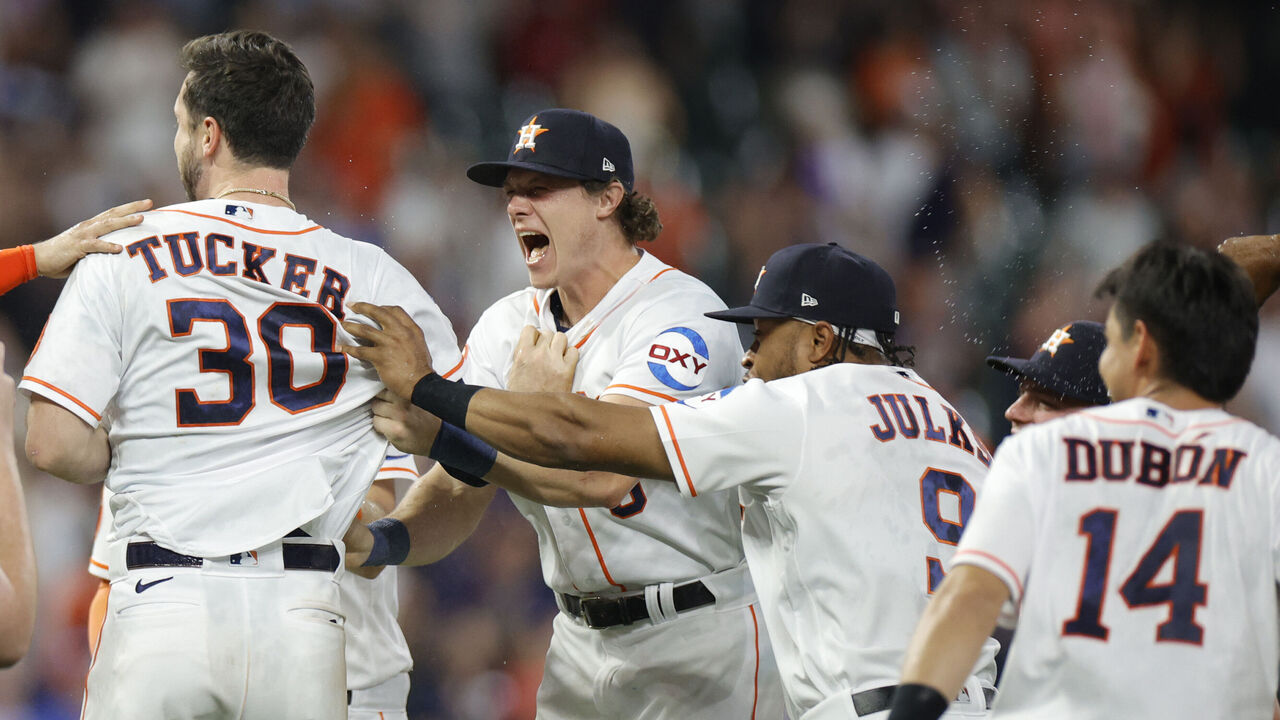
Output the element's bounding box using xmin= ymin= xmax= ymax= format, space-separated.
xmin=579 ymin=597 xmax=629 ymax=629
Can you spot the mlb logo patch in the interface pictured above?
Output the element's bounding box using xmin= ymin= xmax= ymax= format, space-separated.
xmin=647 ymin=326 xmax=711 ymax=392
xmin=225 ymin=204 xmax=253 ymax=220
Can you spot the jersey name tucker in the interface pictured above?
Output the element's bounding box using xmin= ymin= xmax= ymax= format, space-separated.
xmin=1062 ymin=436 xmax=1247 ymax=488
xmin=125 ymin=231 xmax=351 ymax=318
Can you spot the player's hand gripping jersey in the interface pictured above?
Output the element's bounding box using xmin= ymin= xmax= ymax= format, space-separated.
xmin=954 ymin=399 xmax=1280 ymax=719
xmin=652 ymin=363 xmax=1000 ymax=718
xmin=22 ymin=200 xmax=461 ymax=554
xmin=464 ymin=251 xmax=748 ymax=594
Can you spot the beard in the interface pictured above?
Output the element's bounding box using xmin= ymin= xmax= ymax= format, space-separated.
xmin=178 ymin=141 xmax=203 ymax=201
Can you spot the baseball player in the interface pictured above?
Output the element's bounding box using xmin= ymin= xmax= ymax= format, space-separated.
xmin=21 ymin=31 xmax=459 ymax=719
xmin=344 ymin=243 xmax=1002 ymax=719
xmin=0 ymin=198 xmax=152 ymax=293
xmin=986 ymin=320 xmax=1109 ymax=433
xmin=85 ymin=454 xmax=420 ymax=719
xmin=351 ymin=109 xmax=784 ymax=719
xmin=885 ymin=242 xmax=1279 ymax=720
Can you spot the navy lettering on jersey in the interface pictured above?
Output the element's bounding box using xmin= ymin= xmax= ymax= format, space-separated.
xmin=1136 ymin=442 xmax=1172 ymax=488
xmin=867 ymin=394 xmax=896 ymax=442
xmin=1062 ymin=438 xmax=1245 ymax=490
xmin=317 ymin=268 xmax=350 ymax=321
xmin=127 ymin=236 xmax=167 ymax=282
xmin=886 ymin=394 xmax=920 ymax=439
xmin=1099 ymin=440 xmax=1133 ymax=481
xmin=206 ymin=233 xmax=236 ymax=275
xmin=164 ymin=232 xmax=204 ymax=277
xmin=241 ymin=242 xmax=277 ymax=283
xmin=943 ymin=406 xmax=975 ymax=455
xmin=914 ymin=395 xmax=947 ymax=442
xmin=282 ymin=254 xmax=318 ymax=298
xmin=1064 ymin=437 xmax=1099 ymax=481
xmin=1172 ymin=445 xmax=1204 ymax=484
xmin=1199 ymin=448 xmax=1247 ymax=489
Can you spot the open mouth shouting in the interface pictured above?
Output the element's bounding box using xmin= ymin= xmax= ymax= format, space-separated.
xmin=520 ymin=230 xmax=550 ymax=265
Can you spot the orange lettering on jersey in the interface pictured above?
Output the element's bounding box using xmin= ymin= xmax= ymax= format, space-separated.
xmin=164 ymin=232 xmax=204 ymax=276
xmin=206 ymin=233 xmax=236 ymax=275
xmin=316 ymin=268 xmax=350 ymax=320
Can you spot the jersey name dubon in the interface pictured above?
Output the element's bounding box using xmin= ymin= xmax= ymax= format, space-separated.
xmin=125 ymin=222 xmax=351 ymax=319
xmin=647 ymin=326 xmax=711 ymax=391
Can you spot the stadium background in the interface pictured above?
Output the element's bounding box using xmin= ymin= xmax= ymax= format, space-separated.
xmin=0 ymin=0 xmax=1277 ymax=717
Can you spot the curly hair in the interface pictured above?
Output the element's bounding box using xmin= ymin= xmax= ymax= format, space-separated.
xmin=582 ymin=178 xmax=663 ymax=245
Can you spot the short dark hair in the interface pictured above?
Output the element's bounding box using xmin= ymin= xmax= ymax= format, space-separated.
xmin=582 ymin=178 xmax=663 ymax=245
xmin=179 ymin=30 xmax=315 ymax=169
xmin=1095 ymin=241 xmax=1258 ymax=402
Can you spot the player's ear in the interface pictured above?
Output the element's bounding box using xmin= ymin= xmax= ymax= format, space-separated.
xmin=806 ymin=321 xmax=839 ymax=366
xmin=1131 ymin=319 xmax=1159 ymax=376
xmin=594 ymin=181 xmax=625 ymax=220
xmin=201 ymin=116 xmax=221 ymax=159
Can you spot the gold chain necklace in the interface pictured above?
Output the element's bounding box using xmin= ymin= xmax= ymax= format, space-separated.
xmin=214 ymin=187 xmax=296 ymax=211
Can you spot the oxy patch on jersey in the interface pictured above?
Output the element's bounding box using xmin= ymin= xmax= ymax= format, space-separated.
xmin=647 ymin=326 xmax=710 ymax=391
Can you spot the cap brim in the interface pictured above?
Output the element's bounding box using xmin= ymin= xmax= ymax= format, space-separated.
xmin=985 ymin=355 xmax=1031 ymax=378
xmin=705 ymin=305 xmax=792 ymax=324
xmin=466 ymin=161 xmax=598 ymax=188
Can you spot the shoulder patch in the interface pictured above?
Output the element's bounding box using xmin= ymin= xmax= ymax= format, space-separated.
xmin=647 ymin=326 xmax=711 ymax=391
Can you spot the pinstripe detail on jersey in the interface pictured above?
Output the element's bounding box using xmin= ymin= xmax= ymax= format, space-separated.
xmin=954 ymin=548 xmax=1024 ymax=598
xmin=1083 ymin=414 xmax=1245 ymax=439
xmin=749 ymin=604 xmax=761 ymax=720
xmin=22 ymin=376 xmax=101 ymax=421
xmin=442 ymin=344 xmax=468 ymax=379
xmin=658 ymin=405 xmax=697 ymax=497
xmin=576 ymin=509 xmax=627 ymax=591
xmin=558 ymin=262 xmax=683 ymax=350
xmin=153 ymin=208 xmax=323 ymax=235
xmin=603 ymin=383 xmax=678 ymax=403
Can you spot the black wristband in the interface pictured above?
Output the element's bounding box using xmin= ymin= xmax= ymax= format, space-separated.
xmin=362 ymin=517 xmax=411 ymax=567
xmin=410 ymin=373 xmax=483 ymax=429
xmin=428 ymin=422 xmax=497 ymax=484
xmin=886 ymin=683 xmax=950 ymax=720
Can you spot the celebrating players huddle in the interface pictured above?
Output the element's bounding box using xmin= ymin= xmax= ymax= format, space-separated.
xmin=7 ymin=26 xmax=1280 ymax=720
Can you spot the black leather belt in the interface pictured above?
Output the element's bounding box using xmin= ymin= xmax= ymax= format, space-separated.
xmin=559 ymin=581 xmax=716 ymax=629
xmin=125 ymin=540 xmax=339 ymax=573
xmin=852 ymin=684 xmax=996 ymax=716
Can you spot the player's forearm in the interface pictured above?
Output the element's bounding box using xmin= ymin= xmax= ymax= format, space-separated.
xmin=897 ymin=566 xmax=1008 ymax=703
xmin=391 ymin=465 xmax=497 ymax=566
xmin=485 ymin=455 xmax=638 ymax=508
xmin=464 ymin=388 xmax=673 ymax=480
xmin=0 ymin=445 xmax=36 ymax=666
xmin=24 ymin=397 xmax=110 ymax=484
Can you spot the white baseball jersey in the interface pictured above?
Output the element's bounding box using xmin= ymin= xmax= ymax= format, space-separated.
xmin=87 ymin=451 xmax=417 ymax=695
xmin=22 ymin=199 xmax=461 ymax=556
xmin=954 ymin=399 xmax=1280 ymax=719
xmin=463 ymin=250 xmax=749 ymax=593
xmin=651 ymin=364 xmax=1000 ymax=718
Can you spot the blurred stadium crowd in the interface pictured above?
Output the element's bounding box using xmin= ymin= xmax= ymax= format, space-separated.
xmin=0 ymin=0 xmax=1277 ymax=717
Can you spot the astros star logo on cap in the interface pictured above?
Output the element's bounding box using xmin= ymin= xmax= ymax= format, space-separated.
xmin=514 ymin=116 xmax=550 ymax=153
xmin=1040 ymin=324 xmax=1076 ymax=356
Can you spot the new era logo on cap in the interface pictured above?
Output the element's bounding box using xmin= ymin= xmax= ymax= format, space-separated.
xmin=603 ymin=157 xmax=615 ymax=172
xmin=801 ymin=293 xmax=818 ymax=307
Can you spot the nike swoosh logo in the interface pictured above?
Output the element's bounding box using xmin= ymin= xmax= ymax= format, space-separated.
xmin=135 ymin=576 xmax=175 ymax=593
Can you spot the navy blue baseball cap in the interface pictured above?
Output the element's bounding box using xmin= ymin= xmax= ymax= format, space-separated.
xmin=466 ymin=109 xmax=635 ymax=192
xmin=986 ymin=321 xmax=1110 ymax=405
xmin=706 ymin=243 xmax=901 ymax=333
